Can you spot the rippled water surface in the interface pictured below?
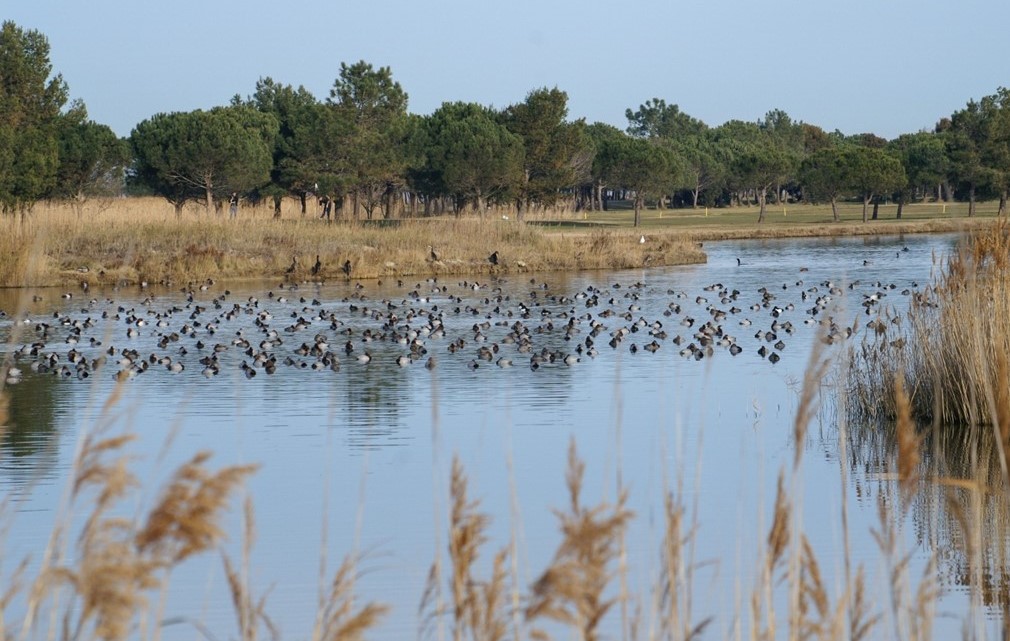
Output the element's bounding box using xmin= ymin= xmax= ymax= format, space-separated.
xmin=0 ymin=232 xmax=998 ymax=639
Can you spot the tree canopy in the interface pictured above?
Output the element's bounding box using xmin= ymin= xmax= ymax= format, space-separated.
xmin=11 ymin=20 xmax=1010 ymax=225
xmin=53 ymin=118 xmax=131 ymax=214
xmin=328 ymin=61 xmax=410 ymax=218
xmin=130 ymin=106 xmax=276 ymax=214
xmin=413 ymin=102 xmax=524 ymax=213
xmin=596 ymin=134 xmax=681 ymax=226
xmin=504 ymin=88 xmax=592 ymax=216
xmin=0 ymin=21 xmax=72 ymax=213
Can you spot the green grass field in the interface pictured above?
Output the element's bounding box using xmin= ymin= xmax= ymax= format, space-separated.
xmin=534 ymin=200 xmax=1000 ymax=231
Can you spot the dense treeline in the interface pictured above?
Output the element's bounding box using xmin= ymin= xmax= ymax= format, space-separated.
xmin=3 ymin=20 xmax=1010 ymax=226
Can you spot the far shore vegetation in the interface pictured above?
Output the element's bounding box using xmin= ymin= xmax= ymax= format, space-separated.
xmin=0 ymin=197 xmax=1001 ymax=289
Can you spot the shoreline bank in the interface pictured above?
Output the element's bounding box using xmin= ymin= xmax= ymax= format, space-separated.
xmin=2 ymin=205 xmax=999 ymax=289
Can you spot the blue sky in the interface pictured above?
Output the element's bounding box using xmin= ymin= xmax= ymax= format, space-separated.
xmin=9 ymin=0 xmax=1009 ymax=138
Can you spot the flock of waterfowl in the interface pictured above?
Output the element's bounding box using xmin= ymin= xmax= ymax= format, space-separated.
xmin=0 ymin=252 xmax=925 ymax=387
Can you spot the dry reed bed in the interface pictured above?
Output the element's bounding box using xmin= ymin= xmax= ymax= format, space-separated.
xmin=845 ymin=220 xmax=1010 ymax=427
xmin=3 ymin=197 xmax=995 ymax=289
xmin=0 ymin=200 xmax=705 ymax=288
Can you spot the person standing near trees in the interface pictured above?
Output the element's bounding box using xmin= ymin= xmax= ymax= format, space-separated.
xmin=319 ymin=194 xmax=333 ymax=220
xmin=229 ymin=192 xmax=239 ymax=218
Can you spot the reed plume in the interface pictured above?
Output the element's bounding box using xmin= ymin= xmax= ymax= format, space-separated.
xmin=311 ymin=553 xmax=389 ymax=641
xmin=222 ymin=497 xmax=277 ymax=641
xmin=422 ymin=455 xmax=510 ymax=641
xmin=526 ymin=439 xmax=632 ymax=641
xmin=16 ymin=433 xmax=260 ymax=641
xmin=136 ymin=451 xmax=258 ymax=563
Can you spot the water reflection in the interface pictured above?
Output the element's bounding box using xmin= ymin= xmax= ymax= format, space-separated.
xmin=845 ymin=413 xmax=1010 ymax=619
xmin=0 ymin=371 xmax=60 ymax=489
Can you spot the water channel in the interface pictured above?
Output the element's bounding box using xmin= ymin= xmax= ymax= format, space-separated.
xmin=0 ymin=231 xmax=1003 ymax=640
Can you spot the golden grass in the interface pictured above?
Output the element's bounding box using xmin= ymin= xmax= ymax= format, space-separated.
xmin=0 ymin=198 xmax=706 ymax=288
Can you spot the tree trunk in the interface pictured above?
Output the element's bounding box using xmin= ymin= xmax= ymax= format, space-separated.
xmin=205 ymin=182 xmax=214 ymax=216
xmin=633 ymin=196 xmax=642 ymax=227
xmin=757 ymin=187 xmax=767 ymax=224
xmin=999 ymin=191 xmax=1007 ymax=216
xmin=871 ymin=199 xmax=879 ymax=220
xmin=273 ymin=194 xmax=282 ymax=219
xmin=968 ymin=185 xmax=976 ymax=217
xmin=896 ymin=201 xmax=903 ymax=219
xmin=830 ymin=198 xmax=839 ymax=222
xmin=299 ymin=191 xmax=307 ymax=216
xmin=692 ymin=185 xmax=700 ymax=209
xmin=943 ymin=181 xmax=954 ymax=203
xmin=174 ymin=202 xmax=184 ymax=217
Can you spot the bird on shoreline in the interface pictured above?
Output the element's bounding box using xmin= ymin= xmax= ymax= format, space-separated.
xmin=285 ymin=256 xmax=298 ymax=275
xmin=342 ymin=260 xmax=352 ymax=278
xmin=488 ymin=251 xmax=499 ymax=266
xmin=311 ymin=255 xmax=322 ymax=277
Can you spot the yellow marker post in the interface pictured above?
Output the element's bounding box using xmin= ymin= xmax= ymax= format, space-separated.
xmin=942 ymin=204 xmax=946 ymax=214
xmin=783 ymin=206 xmax=787 ymax=217
xmin=705 ymin=207 xmax=709 ymax=217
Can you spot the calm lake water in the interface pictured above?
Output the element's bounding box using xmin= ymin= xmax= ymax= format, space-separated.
xmin=0 ymin=231 xmax=1003 ymax=639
